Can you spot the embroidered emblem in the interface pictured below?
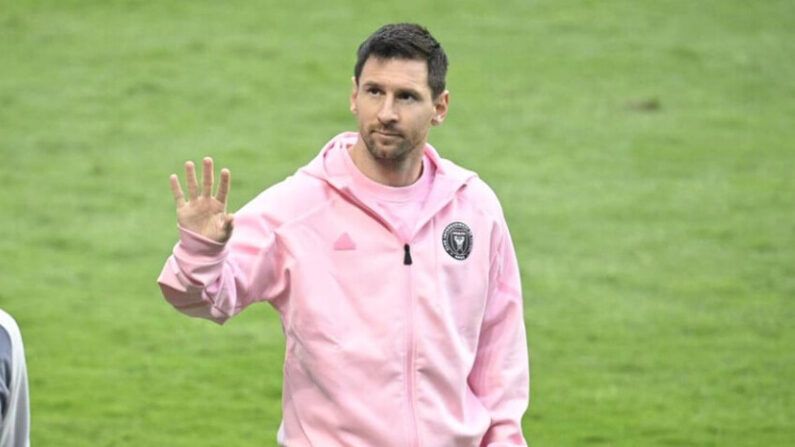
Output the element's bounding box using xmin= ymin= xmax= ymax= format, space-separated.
xmin=442 ymin=222 xmax=473 ymax=260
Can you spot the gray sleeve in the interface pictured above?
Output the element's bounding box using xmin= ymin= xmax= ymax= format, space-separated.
xmin=0 ymin=327 xmax=10 ymax=424
xmin=0 ymin=310 xmax=30 ymax=447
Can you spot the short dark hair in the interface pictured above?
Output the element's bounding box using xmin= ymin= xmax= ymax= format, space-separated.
xmin=354 ymin=23 xmax=448 ymax=98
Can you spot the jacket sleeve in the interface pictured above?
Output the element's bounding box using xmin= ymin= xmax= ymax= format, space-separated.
xmin=0 ymin=309 xmax=30 ymax=447
xmin=156 ymin=198 xmax=289 ymax=324
xmin=468 ymin=217 xmax=530 ymax=446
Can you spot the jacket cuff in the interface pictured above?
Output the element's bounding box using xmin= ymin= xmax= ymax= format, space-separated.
xmin=174 ymin=225 xmax=228 ymax=259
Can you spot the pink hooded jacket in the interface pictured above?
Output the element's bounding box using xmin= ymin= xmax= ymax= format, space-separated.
xmin=158 ymin=133 xmax=529 ymax=446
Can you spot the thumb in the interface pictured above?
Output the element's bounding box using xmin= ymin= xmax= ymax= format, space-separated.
xmin=220 ymin=214 xmax=235 ymax=241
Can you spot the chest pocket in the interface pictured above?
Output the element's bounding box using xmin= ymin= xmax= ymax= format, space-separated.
xmin=433 ymin=220 xmax=492 ymax=346
xmin=284 ymin=226 xmax=404 ymax=363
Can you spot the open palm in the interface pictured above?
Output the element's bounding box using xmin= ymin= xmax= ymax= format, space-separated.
xmin=170 ymin=157 xmax=234 ymax=243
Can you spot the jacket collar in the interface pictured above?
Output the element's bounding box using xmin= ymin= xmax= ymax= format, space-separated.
xmin=301 ymin=132 xmax=478 ymax=240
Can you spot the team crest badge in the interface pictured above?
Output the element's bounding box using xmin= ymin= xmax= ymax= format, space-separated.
xmin=442 ymin=222 xmax=473 ymax=260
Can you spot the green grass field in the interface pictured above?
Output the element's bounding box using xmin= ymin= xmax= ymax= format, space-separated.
xmin=1 ymin=0 xmax=793 ymax=445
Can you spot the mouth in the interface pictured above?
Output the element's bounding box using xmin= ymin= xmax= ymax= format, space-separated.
xmin=373 ymin=129 xmax=401 ymax=138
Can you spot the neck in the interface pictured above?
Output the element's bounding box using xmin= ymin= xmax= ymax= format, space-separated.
xmin=349 ymin=139 xmax=424 ymax=187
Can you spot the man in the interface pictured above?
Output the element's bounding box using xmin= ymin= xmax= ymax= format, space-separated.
xmin=0 ymin=308 xmax=30 ymax=447
xmin=158 ymin=23 xmax=529 ymax=446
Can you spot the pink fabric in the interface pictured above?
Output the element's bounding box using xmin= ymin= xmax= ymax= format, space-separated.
xmin=340 ymin=143 xmax=435 ymax=241
xmin=332 ymin=232 xmax=356 ymax=251
xmin=158 ymin=132 xmax=529 ymax=446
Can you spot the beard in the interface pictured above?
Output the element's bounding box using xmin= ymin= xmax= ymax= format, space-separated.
xmin=360 ymin=127 xmax=416 ymax=163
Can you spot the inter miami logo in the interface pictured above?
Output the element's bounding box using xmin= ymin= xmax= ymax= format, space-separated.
xmin=442 ymin=222 xmax=473 ymax=261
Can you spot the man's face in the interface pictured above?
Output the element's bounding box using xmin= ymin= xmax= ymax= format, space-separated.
xmin=351 ymin=57 xmax=448 ymax=163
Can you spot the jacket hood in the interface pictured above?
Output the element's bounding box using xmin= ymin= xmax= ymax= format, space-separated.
xmin=299 ymin=132 xmax=479 ymax=241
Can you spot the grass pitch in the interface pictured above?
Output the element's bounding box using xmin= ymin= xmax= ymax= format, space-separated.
xmin=1 ymin=0 xmax=793 ymax=445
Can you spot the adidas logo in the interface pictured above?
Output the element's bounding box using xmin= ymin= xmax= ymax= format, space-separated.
xmin=333 ymin=232 xmax=356 ymax=251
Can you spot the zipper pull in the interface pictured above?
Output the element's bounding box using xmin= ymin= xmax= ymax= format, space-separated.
xmin=403 ymin=244 xmax=412 ymax=265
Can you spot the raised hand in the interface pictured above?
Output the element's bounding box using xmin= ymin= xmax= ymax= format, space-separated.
xmin=170 ymin=157 xmax=234 ymax=243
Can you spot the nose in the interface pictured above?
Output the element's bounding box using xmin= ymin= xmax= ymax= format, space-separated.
xmin=377 ymin=95 xmax=398 ymax=125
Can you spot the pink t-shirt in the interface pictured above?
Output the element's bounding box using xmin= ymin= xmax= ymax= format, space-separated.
xmin=341 ymin=145 xmax=435 ymax=242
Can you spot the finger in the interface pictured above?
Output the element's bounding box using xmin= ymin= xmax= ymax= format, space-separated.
xmin=215 ymin=168 xmax=231 ymax=205
xmin=220 ymin=214 xmax=235 ymax=242
xmin=170 ymin=174 xmax=186 ymax=207
xmin=185 ymin=161 xmax=198 ymax=200
xmin=202 ymin=157 xmax=213 ymax=197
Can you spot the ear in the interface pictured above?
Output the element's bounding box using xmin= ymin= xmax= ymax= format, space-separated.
xmin=350 ymin=76 xmax=358 ymax=114
xmin=430 ymin=90 xmax=450 ymax=126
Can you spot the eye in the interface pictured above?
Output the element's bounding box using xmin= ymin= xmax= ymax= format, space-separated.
xmin=398 ymin=92 xmax=417 ymax=101
xmin=367 ymin=87 xmax=383 ymax=96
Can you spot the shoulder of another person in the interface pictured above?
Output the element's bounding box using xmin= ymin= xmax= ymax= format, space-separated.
xmin=0 ymin=310 xmax=21 ymax=339
xmin=0 ymin=311 xmax=16 ymax=378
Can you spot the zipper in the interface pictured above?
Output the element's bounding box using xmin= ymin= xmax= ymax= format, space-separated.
xmin=330 ymin=188 xmax=420 ymax=444
xmin=404 ymin=243 xmax=419 ymax=447
xmin=403 ymin=244 xmax=413 ymax=265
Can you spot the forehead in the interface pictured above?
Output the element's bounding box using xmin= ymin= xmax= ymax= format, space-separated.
xmin=359 ymin=57 xmax=430 ymax=93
